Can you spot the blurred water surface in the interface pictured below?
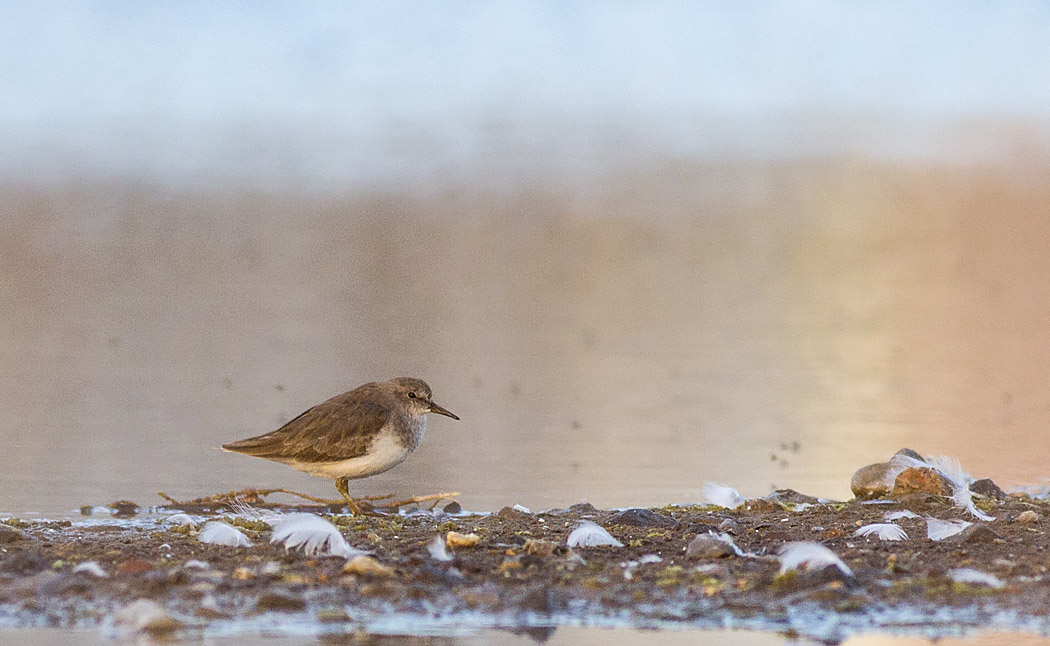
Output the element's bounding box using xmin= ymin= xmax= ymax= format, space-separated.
xmin=2 ymin=4 xmax=1050 ymax=517
xmin=3 ymin=153 xmax=1050 ymax=516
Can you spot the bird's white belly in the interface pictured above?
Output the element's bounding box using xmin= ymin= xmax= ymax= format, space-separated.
xmin=288 ymin=432 xmax=411 ymax=479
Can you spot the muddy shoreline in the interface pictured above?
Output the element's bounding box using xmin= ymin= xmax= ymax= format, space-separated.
xmin=4 ymin=487 xmax=1050 ymax=642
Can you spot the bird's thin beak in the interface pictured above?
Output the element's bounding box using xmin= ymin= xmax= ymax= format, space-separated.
xmin=428 ymin=401 xmax=460 ymax=420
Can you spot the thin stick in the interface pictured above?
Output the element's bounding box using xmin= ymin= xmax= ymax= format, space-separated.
xmin=379 ymin=492 xmax=461 ymax=510
xmin=157 ymin=488 xmax=458 ymax=510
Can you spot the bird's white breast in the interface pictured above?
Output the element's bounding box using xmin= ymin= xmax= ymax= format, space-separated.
xmin=287 ymin=420 xmax=424 ymax=480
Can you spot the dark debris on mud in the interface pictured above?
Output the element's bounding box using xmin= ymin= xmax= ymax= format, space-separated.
xmin=3 ymin=491 xmax=1050 ymax=640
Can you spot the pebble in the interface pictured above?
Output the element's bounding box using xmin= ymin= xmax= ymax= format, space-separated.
xmin=446 ymin=531 xmax=480 ymax=549
xmin=895 ymin=448 xmax=926 ymax=461
xmin=607 ymin=508 xmax=675 ymax=527
xmin=892 ymin=467 xmax=954 ymax=498
xmin=1015 ymin=510 xmax=1041 ymax=523
xmin=763 ymin=489 xmax=821 ymax=505
xmin=497 ymin=506 xmax=528 ymax=522
xmin=970 ymin=478 xmax=1008 ymax=500
xmin=0 ymin=523 xmax=26 ymax=544
xmin=442 ymin=501 xmax=462 ymax=514
xmin=685 ymin=533 xmax=735 ymax=559
xmin=342 ymin=556 xmax=395 ymax=579
xmin=524 ymin=539 xmax=558 ymax=558
xmin=946 ymin=524 xmax=1002 ymax=544
xmin=851 ymin=463 xmax=894 ymax=499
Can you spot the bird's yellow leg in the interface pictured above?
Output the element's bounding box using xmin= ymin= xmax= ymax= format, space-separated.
xmin=335 ymin=477 xmax=363 ymax=515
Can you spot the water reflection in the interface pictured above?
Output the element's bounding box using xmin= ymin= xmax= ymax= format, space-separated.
xmin=2 ymin=157 xmax=1050 ymax=516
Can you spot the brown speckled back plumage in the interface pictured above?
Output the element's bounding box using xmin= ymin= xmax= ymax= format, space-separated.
xmin=221 ymin=381 xmax=407 ymax=463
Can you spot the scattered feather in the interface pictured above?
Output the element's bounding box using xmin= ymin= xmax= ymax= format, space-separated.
xmin=777 ymin=542 xmax=853 ymax=577
xmin=710 ymin=532 xmax=751 ymax=557
xmin=703 ymin=482 xmax=745 ymax=509
xmin=926 ymin=455 xmax=971 ymax=486
xmin=926 ymin=518 xmax=972 ymax=541
xmin=620 ymin=554 xmax=662 ymax=580
xmin=512 ymin=504 xmax=531 ymax=514
xmin=885 ymin=510 xmax=919 ymax=521
xmin=890 ymin=453 xmax=995 ymax=521
xmin=854 ymin=523 xmax=908 ymax=541
xmin=72 ymin=561 xmax=108 ymax=577
xmin=949 ymin=568 xmax=1004 ymax=589
xmin=567 ymin=520 xmax=624 ymax=548
xmin=162 ymin=513 xmax=197 ymax=527
xmin=198 ymin=521 xmax=252 ymax=547
xmin=427 ymin=536 xmax=454 ymax=562
xmin=270 ymin=513 xmax=361 ymax=559
xmin=953 ymin=486 xmax=995 ymax=521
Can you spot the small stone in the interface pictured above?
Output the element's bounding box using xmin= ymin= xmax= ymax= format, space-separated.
xmin=763 ymin=489 xmax=821 ymax=505
xmin=79 ymin=506 xmax=93 ymax=516
xmin=524 ymin=539 xmax=558 ymax=558
xmin=892 ymin=467 xmax=954 ymax=498
xmin=442 ymin=501 xmax=462 ymax=514
xmin=0 ymin=524 xmax=26 ymax=544
xmin=568 ymin=502 xmax=599 ymax=515
xmin=851 ymin=463 xmax=894 ymax=499
xmin=685 ymin=533 xmax=735 ymax=559
xmin=946 ymin=524 xmax=1001 ymax=544
xmin=342 ymin=556 xmax=395 ymax=579
xmin=254 ymin=592 xmax=306 ymax=613
xmin=718 ymin=518 xmax=739 ymax=532
xmin=497 ymin=506 xmax=528 ymax=522
xmin=606 ymin=508 xmax=675 ymax=527
xmin=894 ymin=448 xmax=926 ymax=461
xmin=446 ymin=531 xmax=479 ymax=549
xmin=970 ymin=478 xmax=1008 ymax=500
xmin=1015 ymin=510 xmax=1041 ymax=523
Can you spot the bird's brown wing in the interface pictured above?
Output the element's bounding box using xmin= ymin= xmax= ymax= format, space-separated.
xmin=222 ymin=392 xmax=391 ymax=463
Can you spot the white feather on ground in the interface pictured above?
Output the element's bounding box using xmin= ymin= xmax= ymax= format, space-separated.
xmin=885 ymin=510 xmax=920 ymax=521
xmin=269 ymin=513 xmax=362 ymax=559
xmin=926 ymin=518 xmax=972 ymax=541
xmin=703 ymin=482 xmax=745 ymax=509
xmin=949 ymin=568 xmax=1005 ymax=589
xmin=162 ymin=513 xmax=197 ymax=527
xmin=620 ymin=554 xmax=662 ymax=580
xmin=711 ymin=532 xmax=751 ymax=557
xmin=198 ymin=521 xmax=252 ymax=547
xmin=427 ymin=536 xmax=454 ymax=562
xmin=854 ymin=523 xmax=908 ymax=541
xmin=777 ymin=542 xmax=853 ymax=577
xmin=72 ymin=561 xmax=108 ymax=577
xmin=567 ymin=521 xmax=624 ymax=548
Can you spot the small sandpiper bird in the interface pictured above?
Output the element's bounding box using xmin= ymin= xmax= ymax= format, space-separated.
xmin=222 ymin=377 xmax=459 ymax=512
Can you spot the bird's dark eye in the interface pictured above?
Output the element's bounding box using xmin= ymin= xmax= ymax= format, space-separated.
xmin=408 ymin=392 xmax=417 ymax=399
